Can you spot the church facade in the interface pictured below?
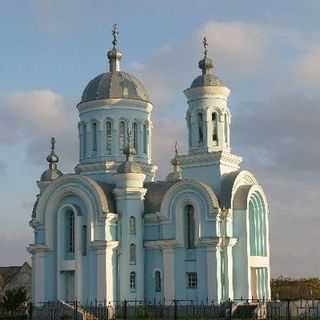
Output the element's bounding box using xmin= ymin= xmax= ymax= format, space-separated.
xmin=28 ymin=28 xmax=271 ymax=305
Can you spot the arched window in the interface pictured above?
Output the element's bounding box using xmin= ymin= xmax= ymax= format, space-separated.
xmin=119 ymin=120 xmax=126 ymax=152
xmin=83 ymin=123 xmax=87 ymax=158
xmin=130 ymin=272 xmax=136 ymax=290
xmin=133 ymin=122 xmax=138 ymax=152
xmin=129 ymin=216 xmax=136 ymax=235
xmin=249 ymin=192 xmax=267 ymax=256
xmin=198 ymin=112 xmax=203 ymax=144
xmin=129 ymin=243 xmax=136 ymax=264
xmin=155 ymin=271 xmax=161 ymax=292
xmin=92 ymin=122 xmax=97 ymax=152
xmin=224 ymin=114 xmax=228 ymax=145
xmin=106 ymin=120 xmax=112 ymax=155
xmin=143 ymin=122 xmax=148 ymax=154
xmin=212 ymin=112 xmax=218 ymax=142
xmin=65 ymin=210 xmax=75 ymax=256
xmin=185 ymin=205 xmax=195 ymax=249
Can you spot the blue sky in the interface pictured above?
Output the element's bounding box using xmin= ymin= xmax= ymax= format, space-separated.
xmin=1 ymin=0 xmax=320 ymax=277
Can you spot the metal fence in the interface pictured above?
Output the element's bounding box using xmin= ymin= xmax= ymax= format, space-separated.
xmin=2 ymin=298 xmax=320 ymax=320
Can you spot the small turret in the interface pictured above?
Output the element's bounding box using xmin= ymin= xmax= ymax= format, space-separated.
xmin=166 ymin=142 xmax=182 ymax=181
xmin=114 ymin=129 xmax=145 ymax=189
xmin=38 ymin=137 xmax=63 ymax=192
xmin=117 ymin=129 xmax=143 ymax=175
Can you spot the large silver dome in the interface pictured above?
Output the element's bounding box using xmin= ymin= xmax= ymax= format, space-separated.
xmin=81 ymin=71 xmax=150 ymax=103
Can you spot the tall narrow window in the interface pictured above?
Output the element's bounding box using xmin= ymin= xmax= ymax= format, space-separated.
xmin=198 ymin=112 xmax=203 ymax=144
xmin=106 ymin=121 xmax=112 ymax=155
xmin=130 ymin=243 xmax=136 ymax=264
xmin=129 ymin=216 xmax=136 ymax=235
xmin=130 ymin=272 xmax=136 ymax=290
xmin=224 ymin=114 xmax=228 ymax=145
xmin=155 ymin=271 xmax=161 ymax=292
xmin=143 ymin=122 xmax=148 ymax=154
xmin=82 ymin=225 xmax=87 ymax=256
xmin=212 ymin=113 xmax=218 ymax=142
xmin=185 ymin=205 xmax=195 ymax=249
xmin=65 ymin=210 xmax=75 ymax=255
xmin=119 ymin=121 xmax=126 ymax=152
xmin=83 ymin=123 xmax=87 ymax=158
xmin=133 ymin=122 xmax=138 ymax=152
xmin=92 ymin=122 xmax=97 ymax=152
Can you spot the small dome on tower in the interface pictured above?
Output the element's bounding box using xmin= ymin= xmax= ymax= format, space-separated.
xmin=190 ymin=37 xmax=224 ymax=89
xmin=80 ymin=25 xmax=150 ymax=103
xmin=40 ymin=137 xmax=63 ymax=182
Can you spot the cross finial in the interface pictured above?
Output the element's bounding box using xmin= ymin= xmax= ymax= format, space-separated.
xmin=174 ymin=141 xmax=179 ymax=158
xmin=51 ymin=137 xmax=56 ymax=152
xmin=112 ymin=24 xmax=119 ymax=48
xmin=203 ymin=36 xmax=208 ymax=58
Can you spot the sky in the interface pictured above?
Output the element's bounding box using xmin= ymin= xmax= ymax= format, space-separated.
xmin=0 ymin=0 xmax=320 ymax=277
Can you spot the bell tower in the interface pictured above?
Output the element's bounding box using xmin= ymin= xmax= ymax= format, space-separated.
xmin=178 ymin=37 xmax=242 ymax=192
xmin=185 ymin=37 xmax=231 ymax=154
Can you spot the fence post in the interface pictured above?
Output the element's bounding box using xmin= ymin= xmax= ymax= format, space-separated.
xmin=287 ymin=300 xmax=291 ymax=320
xmin=123 ymin=300 xmax=127 ymax=320
xmin=74 ymin=300 xmax=77 ymax=320
xmin=173 ymin=299 xmax=177 ymax=320
xmin=28 ymin=302 xmax=33 ymax=320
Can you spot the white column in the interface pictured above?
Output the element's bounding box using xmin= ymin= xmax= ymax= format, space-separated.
xmin=106 ymin=242 xmax=119 ymax=303
xmin=28 ymin=245 xmax=48 ymax=305
xmin=225 ymin=245 xmax=234 ymax=300
xmin=163 ymin=248 xmax=175 ymax=303
xmin=92 ymin=241 xmax=107 ymax=302
xmin=207 ymin=247 xmax=218 ymax=303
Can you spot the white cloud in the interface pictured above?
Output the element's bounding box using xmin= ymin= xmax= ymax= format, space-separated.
xmin=0 ymin=90 xmax=78 ymax=171
xmin=294 ymin=46 xmax=320 ymax=88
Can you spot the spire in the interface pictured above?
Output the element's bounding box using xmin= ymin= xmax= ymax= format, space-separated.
xmin=107 ymin=24 xmax=122 ymax=73
xmin=198 ymin=36 xmax=213 ymax=75
xmin=166 ymin=142 xmax=182 ymax=181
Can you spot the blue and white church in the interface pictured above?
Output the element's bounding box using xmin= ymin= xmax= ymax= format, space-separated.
xmin=29 ymin=27 xmax=271 ymax=306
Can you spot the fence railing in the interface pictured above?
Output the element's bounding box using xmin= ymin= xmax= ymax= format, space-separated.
xmin=2 ymin=298 xmax=320 ymax=320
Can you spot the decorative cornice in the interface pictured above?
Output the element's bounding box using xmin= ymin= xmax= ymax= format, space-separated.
xmin=113 ymin=187 xmax=147 ymax=200
xmin=77 ymin=98 xmax=153 ymax=113
xmin=144 ymin=237 xmax=229 ymax=249
xmin=27 ymin=244 xmax=49 ymax=254
xmin=90 ymin=240 xmax=119 ymax=251
xmin=217 ymin=236 xmax=238 ymax=250
xmin=75 ymin=161 xmax=158 ymax=176
xmin=184 ymin=86 xmax=230 ymax=101
xmin=144 ymin=239 xmax=177 ymax=249
xmin=106 ymin=213 xmax=119 ymax=223
xmin=177 ymin=151 xmax=242 ymax=169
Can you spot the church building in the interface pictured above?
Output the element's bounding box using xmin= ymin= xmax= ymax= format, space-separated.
xmin=28 ymin=26 xmax=271 ymax=305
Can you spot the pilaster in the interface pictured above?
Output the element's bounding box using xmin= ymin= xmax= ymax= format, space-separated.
xmin=163 ymin=248 xmax=175 ymax=303
xmin=27 ymin=244 xmax=49 ymax=305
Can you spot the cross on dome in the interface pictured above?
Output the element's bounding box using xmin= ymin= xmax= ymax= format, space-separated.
xmin=203 ymin=36 xmax=208 ymax=58
xmin=107 ymin=24 xmax=122 ymax=72
xmin=112 ymin=24 xmax=119 ymax=48
xmin=47 ymin=136 xmax=59 ymax=165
